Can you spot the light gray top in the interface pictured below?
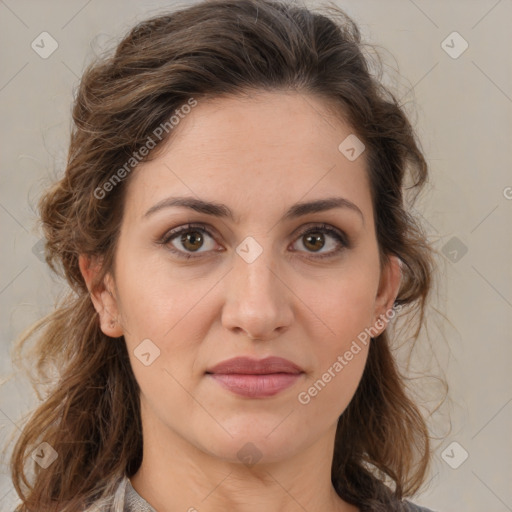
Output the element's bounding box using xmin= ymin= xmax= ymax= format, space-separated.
xmin=122 ymin=477 xmax=437 ymax=512
xmin=123 ymin=477 xmax=157 ymax=511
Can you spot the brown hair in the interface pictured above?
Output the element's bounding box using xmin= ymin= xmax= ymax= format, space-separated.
xmin=9 ymin=0 xmax=438 ymax=510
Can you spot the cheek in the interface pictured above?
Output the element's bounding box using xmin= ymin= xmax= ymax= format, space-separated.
xmin=115 ymin=260 xmax=215 ymax=386
xmin=114 ymin=250 xmax=210 ymax=342
xmin=296 ymin=336 xmax=369 ymax=430
xmin=295 ymin=262 xmax=379 ymax=346
xmin=293 ymin=259 xmax=377 ymax=409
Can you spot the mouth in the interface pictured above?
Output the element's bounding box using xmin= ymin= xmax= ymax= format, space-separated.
xmin=205 ymin=356 xmax=305 ymax=398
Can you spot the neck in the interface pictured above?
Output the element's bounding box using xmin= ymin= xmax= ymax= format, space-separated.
xmin=130 ymin=405 xmax=358 ymax=512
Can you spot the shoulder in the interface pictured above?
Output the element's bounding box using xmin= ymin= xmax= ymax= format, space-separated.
xmin=403 ymin=500 xmax=438 ymax=512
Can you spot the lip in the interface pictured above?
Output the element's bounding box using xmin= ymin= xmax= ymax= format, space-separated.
xmin=206 ymin=356 xmax=304 ymax=375
xmin=206 ymin=356 xmax=305 ymax=398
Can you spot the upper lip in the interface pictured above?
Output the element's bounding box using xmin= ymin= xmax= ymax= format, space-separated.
xmin=206 ymin=356 xmax=304 ymax=375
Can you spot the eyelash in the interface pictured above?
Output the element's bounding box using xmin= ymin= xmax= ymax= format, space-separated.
xmin=157 ymin=222 xmax=350 ymax=261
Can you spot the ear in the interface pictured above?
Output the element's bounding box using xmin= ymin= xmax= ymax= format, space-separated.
xmin=78 ymin=254 xmax=124 ymax=338
xmin=371 ymin=254 xmax=402 ymax=337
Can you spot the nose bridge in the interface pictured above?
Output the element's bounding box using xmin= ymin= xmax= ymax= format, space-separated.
xmin=222 ymin=235 xmax=293 ymax=339
xmin=234 ymin=236 xmax=282 ymax=309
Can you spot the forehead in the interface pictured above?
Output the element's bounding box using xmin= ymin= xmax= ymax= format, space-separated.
xmin=124 ymin=91 xmax=372 ymax=224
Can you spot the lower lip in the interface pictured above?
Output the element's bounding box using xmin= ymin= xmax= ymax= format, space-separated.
xmin=207 ymin=373 xmax=303 ymax=398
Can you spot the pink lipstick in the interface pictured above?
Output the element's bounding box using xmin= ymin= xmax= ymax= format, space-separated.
xmin=206 ymin=356 xmax=304 ymax=398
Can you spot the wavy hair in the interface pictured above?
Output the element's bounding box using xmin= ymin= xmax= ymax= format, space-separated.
xmin=8 ymin=0 xmax=439 ymax=510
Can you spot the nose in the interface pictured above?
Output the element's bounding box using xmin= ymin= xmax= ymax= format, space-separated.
xmin=221 ymin=244 xmax=294 ymax=342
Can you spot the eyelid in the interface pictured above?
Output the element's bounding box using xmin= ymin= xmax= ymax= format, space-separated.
xmin=159 ymin=222 xmax=217 ymax=246
xmin=293 ymin=223 xmax=349 ymax=247
xmin=157 ymin=221 xmax=350 ymax=260
xmin=289 ymin=223 xmax=350 ymax=260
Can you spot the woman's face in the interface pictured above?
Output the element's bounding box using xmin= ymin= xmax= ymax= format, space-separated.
xmin=83 ymin=91 xmax=401 ymax=465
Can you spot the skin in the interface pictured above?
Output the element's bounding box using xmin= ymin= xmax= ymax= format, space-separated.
xmin=79 ymin=90 xmax=401 ymax=512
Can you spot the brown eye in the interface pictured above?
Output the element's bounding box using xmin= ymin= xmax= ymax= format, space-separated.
xmin=160 ymin=223 xmax=218 ymax=259
xmin=302 ymin=232 xmax=326 ymax=252
xmin=291 ymin=224 xmax=349 ymax=259
xmin=180 ymin=231 xmax=204 ymax=252
xmin=159 ymin=222 xmax=349 ymax=261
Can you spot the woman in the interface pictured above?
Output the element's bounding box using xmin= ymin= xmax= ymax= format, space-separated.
xmin=9 ymin=0 xmax=439 ymax=510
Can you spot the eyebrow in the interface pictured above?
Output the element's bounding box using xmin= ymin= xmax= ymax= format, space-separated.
xmin=143 ymin=195 xmax=364 ymax=224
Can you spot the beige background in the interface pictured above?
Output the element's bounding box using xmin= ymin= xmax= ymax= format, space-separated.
xmin=1 ymin=1 xmax=511 ymax=511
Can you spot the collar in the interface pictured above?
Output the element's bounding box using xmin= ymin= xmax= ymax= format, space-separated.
xmin=122 ymin=476 xmax=157 ymax=512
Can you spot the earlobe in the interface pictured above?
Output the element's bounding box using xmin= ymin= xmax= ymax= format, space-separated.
xmin=78 ymin=254 xmax=124 ymax=338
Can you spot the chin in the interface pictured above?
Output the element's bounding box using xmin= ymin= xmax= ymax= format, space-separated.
xmin=195 ymin=423 xmax=307 ymax=465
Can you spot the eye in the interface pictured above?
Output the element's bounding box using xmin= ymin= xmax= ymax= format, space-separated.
xmin=289 ymin=223 xmax=349 ymax=259
xmin=159 ymin=223 xmax=219 ymax=259
xmin=158 ymin=222 xmax=349 ymax=260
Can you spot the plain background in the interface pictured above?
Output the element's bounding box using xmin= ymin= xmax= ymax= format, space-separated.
xmin=0 ymin=1 xmax=511 ymax=511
